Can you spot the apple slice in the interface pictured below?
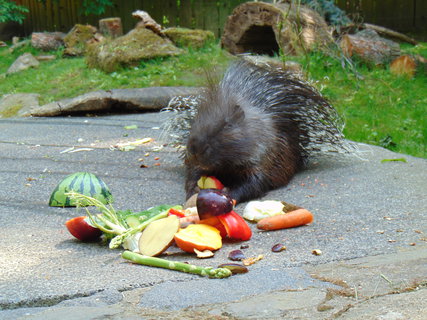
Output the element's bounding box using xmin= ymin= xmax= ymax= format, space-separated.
xmin=65 ymin=216 xmax=102 ymax=241
xmin=197 ymin=176 xmax=224 ymax=190
xmin=138 ymin=215 xmax=180 ymax=256
xmin=174 ymin=224 xmax=222 ymax=253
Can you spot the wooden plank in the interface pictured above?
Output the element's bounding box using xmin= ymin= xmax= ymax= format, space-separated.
xmin=16 ymin=0 xmax=30 ymax=35
xmin=191 ymin=0 xmax=205 ymax=30
xmin=414 ymin=0 xmax=426 ymax=30
xmin=58 ymin=0 xmax=69 ymax=32
xmin=201 ymin=0 xmax=219 ymax=35
xmin=178 ymin=0 xmax=193 ymax=29
xmin=395 ymin=0 xmax=414 ymax=31
xmin=7 ymin=0 xmax=426 ymax=40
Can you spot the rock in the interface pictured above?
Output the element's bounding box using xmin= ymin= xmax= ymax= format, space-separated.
xmin=0 ymin=93 xmax=40 ymax=118
xmin=36 ymin=55 xmax=56 ymax=62
xmin=86 ymin=26 xmax=183 ymax=73
xmin=7 ymin=53 xmax=40 ymax=74
xmin=63 ymin=24 xmax=99 ymax=56
xmin=163 ymin=27 xmax=215 ymax=48
xmin=31 ymin=32 xmax=65 ymax=51
xmin=9 ymin=39 xmax=30 ymax=53
xmin=21 ymin=87 xmax=201 ymax=117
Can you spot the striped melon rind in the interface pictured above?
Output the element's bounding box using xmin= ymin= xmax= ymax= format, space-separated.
xmin=49 ymin=172 xmax=113 ymax=207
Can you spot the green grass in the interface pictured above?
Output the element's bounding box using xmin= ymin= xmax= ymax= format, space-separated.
xmin=294 ymin=46 xmax=426 ymax=159
xmin=0 ymin=41 xmax=425 ymax=158
xmin=0 ymin=42 xmax=231 ymax=104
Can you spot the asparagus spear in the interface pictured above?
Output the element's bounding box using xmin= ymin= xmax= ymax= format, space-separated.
xmin=122 ymin=251 xmax=232 ymax=279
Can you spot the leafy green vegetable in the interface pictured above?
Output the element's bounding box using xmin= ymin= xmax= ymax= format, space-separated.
xmin=65 ymin=191 xmax=177 ymax=250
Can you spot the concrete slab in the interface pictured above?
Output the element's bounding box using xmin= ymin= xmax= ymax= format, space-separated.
xmin=0 ymin=113 xmax=426 ymax=319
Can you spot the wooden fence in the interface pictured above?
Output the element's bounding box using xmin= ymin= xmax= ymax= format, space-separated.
xmin=336 ymin=0 xmax=427 ymax=31
xmin=11 ymin=0 xmax=427 ymax=37
xmin=13 ymin=0 xmax=248 ymax=37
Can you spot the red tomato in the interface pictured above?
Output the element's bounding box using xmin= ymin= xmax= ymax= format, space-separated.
xmin=168 ymin=208 xmax=186 ymax=218
xmin=65 ymin=216 xmax=102 ymax=241
xmin=218 ymin=211 xmax=252 ymax=241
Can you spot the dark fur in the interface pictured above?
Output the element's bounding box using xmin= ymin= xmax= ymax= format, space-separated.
xmin=185 ymin=59 xmax=344 ymax=203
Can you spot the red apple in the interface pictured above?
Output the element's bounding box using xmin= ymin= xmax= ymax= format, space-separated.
xmin=197 ymin=176 xmax=224 ymax=190
xmin=65 ymin=216 xmax=102 ymax=241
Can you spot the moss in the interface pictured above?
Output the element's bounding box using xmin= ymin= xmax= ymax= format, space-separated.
xmin=86 ymin=27 xmax=183 ymax=73
xmin=63 ymin=24 xmax=98 ymax=56
xmin=163 ymin=27 xmax=215 ymax=49
xmin=0 ymin=103 xmax=23 ymax=118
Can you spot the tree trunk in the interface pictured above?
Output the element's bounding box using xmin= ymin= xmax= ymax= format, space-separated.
xmin=221 ymin=1 xmax=333 ymax=56
xmin=99 ymin=18 xmax=123 ymax=38
xmin=31 ymin=32 xmax=65 ymax=51
xmin=390 ymin=55 xmax=427 ymax=77
xmin=340 ymin=29 xmax=400 ymax=66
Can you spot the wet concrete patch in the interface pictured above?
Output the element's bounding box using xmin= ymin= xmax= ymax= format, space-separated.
xmin=138 ymin=267 xmax=335 ymax=310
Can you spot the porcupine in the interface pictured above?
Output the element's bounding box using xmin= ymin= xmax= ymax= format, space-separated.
xmin=171 ymin=58 xmax=350 ymax=203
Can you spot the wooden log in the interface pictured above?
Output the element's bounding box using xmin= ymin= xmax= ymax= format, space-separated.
xmin=338 ymin=23 xmax=419 ymax=46
xmin=99 ymin=18 xmax=123 ymax=38
xmin=31 ymin=32 xmax=65 ymax=51
xmin=362 ymin=23 xmax=418 ymax=46
xmin=390 ymin=55 xmax=427 ymax=78
xmin=340 ymin=29 xmax=400 ymax=66
xmin=132 ymin=10 xmax=163 ymax=36
xmin=221 ymin=1 xmax=334 ymax=56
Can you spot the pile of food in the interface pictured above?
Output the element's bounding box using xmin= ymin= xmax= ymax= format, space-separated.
xmin=51 ymin=173 xmax=313 ymax=279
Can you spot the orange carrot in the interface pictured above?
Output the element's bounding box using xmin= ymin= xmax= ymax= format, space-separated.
xmin=257 ymin=209 xmax=314 ymax=231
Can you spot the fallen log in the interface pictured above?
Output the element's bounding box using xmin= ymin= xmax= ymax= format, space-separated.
xmin=221 ymin=1 xmax=333 ymax=56
xmin=340 ymin=29 xmax=400 ymax=65
xmin=362 ymin=23 xmax=418 ymax=46
xmin=31 ymin=32 xmax=65 ymax=51
xmin=390 ymin=54 xmax=427 ymax=77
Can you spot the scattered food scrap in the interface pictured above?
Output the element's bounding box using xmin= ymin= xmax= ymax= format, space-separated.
xmin=194 ymin=249 xmax=214 ymax=259
xmin=242 ymin=254 xmax=264 ymax=266
xmin=113 ymin=138 xmax=153 ymax=151
xmin=124 ymin=125 xmax=138 ymax=130
xmin=228 ymin=249 xmax=245 ymax=261
xmin=312 ymin=249 xmax=322 ymax=256
xmin=271 ymin=243 xmax=287 ymax=252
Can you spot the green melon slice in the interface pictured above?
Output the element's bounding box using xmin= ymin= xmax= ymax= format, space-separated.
xmin=49 ymin=172 xmax=113 ymax=207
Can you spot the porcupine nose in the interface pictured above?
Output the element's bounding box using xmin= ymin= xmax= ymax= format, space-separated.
xmin=187 ymin=137 xmax=210 ymax=166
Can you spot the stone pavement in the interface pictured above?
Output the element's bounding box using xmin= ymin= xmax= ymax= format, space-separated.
xmin=0 ymin=113 xmax=426 ymax=319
